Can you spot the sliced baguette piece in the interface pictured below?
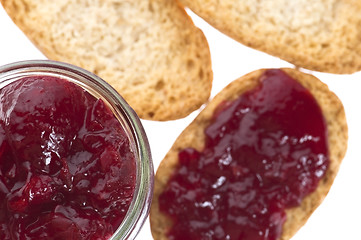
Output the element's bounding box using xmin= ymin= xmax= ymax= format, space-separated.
xmin=1 ymin=0 xmax=212 ymax=121
xmin=150 ymin=68 xmax=348 ymax=240
xmin=178 ymin=0 xmax=361 ymax=74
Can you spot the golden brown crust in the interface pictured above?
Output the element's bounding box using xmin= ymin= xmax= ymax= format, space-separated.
xmin=150 ymin=68 xmax=348 ymax=240
xmin=178 ymin=0 xmax=361 ymax=74
xmin=1 ymin=0 xmax=213 ymax=121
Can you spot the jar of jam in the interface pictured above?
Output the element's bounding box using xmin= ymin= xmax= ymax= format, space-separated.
xmin=0 ymin=60 xmax=153 ymax=240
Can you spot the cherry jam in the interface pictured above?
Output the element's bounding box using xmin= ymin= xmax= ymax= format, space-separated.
xmin=159 ymin=69 xmax=329 ymax=240
xmin=0 ymin=76 xmax=136 ymax=240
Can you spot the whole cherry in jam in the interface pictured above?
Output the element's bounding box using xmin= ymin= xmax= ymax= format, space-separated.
xmin=159 ymin=69 xmax=329 ymax=240
xmin=0 ymin=76 xmax=136 ymax=240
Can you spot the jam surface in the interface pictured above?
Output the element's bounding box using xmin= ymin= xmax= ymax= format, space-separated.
xmin=0 ymin=76 xmax=136 ymax=240
xmin=159 ymin=70 xmax=329 ymax=240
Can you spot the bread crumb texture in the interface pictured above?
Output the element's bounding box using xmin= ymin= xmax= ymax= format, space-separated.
xmin=150 ymin=68 xmax=348 ymax=240
xmin=179 ymin=0 xmax=361 ymax=74
xmin=1 ymin=0 xmax=212 ymax=121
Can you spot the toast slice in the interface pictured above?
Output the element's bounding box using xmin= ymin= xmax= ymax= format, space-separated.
xmin=1 ymin=0 xmax=212 ymax=121
xmin=178 ymin=0 xmax=361 ymax=74
xmin=150 ymin=68 xmax=348 ymax=240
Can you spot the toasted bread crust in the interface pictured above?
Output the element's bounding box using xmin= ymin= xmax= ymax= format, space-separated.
xmin=1 ymin=0 xmax=213 ymax=121
xmin=178 ymin=0 xmax=361 ymax=74
xmin=150 ymin=68 xmax=348 ymax=240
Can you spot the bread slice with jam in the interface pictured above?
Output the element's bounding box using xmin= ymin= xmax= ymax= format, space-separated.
xmin=0 ymin=0 xmax=213 ymax=121
xmin=178 ymin=0 xmax=361 ymax=74
xmin=150 ymin=68 xmax=347 ymax=240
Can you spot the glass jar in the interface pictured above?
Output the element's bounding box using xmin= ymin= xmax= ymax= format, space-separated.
xmin=0 ymin=60 xmax=153 ymax=240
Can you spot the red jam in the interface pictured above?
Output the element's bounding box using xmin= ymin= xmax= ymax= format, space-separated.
xmin=0 ymin=76 xmax=136 ymax=240
xmin=159 ymin=70 xmax=329 ymax=240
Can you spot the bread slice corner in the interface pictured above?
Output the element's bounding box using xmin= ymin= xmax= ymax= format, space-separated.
xmin=178 ymin=0 xmax=361 ymax=74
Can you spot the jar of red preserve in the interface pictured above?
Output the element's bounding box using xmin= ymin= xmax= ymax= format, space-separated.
xmin=0 ymin=60 xmax=153 ymax=240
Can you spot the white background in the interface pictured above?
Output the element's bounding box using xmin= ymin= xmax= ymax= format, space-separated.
xmin=1 ymin=5 xmax=360 ymax=240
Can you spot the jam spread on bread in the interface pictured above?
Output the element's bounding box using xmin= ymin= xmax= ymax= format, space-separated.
xmin=0 ymin=76 xmax=136 ymax=239
xmin=159 ymin=69 xmax=329 ymax=240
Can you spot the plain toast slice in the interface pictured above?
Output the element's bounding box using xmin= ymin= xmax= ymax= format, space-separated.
xmin=1 ymin=0 xmax=213 ymax=121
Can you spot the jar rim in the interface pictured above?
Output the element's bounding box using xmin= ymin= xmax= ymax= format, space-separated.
xmin=0 ymin=60 xmax=154 ymax=240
